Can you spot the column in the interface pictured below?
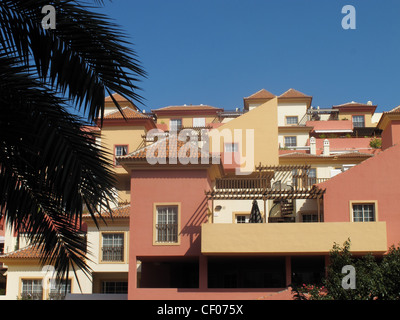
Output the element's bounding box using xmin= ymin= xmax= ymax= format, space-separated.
xmin=199 ymin=254 xmax=208 ymax=290
xmin=285 ymin=256 xmax=292 ymax=287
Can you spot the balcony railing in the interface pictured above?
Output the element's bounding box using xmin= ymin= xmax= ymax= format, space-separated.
xmin=156 ymin=224 xmax=178 ymax=243
xmin=20 ymin=292 xmax=43 ymax=300
xmin=215 ymin=177 xmax=269 ymax=190
xmin=307 ymin=177 xmax=330 ymax=185
xmin=102 ymin=246 xmax=124 ymax=262
xmin=48 ymin=292 xmax=68 ymax=300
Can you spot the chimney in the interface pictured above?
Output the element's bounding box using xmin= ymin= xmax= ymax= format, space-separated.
xmin=310 ymin=137 xmax=316 ymax=155
xmin=323 ymin=139 xmax=330 ymax=156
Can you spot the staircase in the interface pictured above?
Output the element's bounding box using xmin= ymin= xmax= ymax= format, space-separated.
xmin=268 ymin=200 xmax=295 ymax=223
xmin=281 ymin=200 xmax=294 ymax=216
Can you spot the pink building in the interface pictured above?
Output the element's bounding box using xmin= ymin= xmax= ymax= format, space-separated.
xmin=320 ymin=107 xmax=400 ymax=249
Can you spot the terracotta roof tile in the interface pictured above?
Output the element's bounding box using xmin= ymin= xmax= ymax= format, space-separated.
xmin=244 ymin=89 xmax=276 ymax=100
xmin=118 ymin=137 xmax=216 ymax=162
xmin=83 ymin=204 xmax=130 ymax=219
xmin=278 ymin=88 xmax=312 ymax=99
xmin=152 ymin=105 xmax=223 ymax=113
xmin=306 ymin=120 xmax=353 ymax=132
xmin=0 ymin=245 xmax=44 ymax=260
xmin=103 ymin=107 xmax=151 ymax=120
xmin=387 ymin=105 xmax=400 ymax=114
xmin=332 ymin=101 xmax=376 ymax=108
xmin=105 ymin=93 xmax=130 ymax=102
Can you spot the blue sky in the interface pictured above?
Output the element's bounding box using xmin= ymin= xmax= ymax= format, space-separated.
xmin=94 ymin=0 xmax=400 ymax=113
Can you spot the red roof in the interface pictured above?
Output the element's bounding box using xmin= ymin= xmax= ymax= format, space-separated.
xmin=105 ymin=93 xmax=130 ymax=102
xmin=152 ymin=105 xmax=223 ymax=113
xmin=244 ymin=89 xmax=276 ymax=100
xmin=306 ymin=120 xmax=353 ymax=132
xmin=0 ymin=245 xmax=44 ymax=260
xmin=81 ymin=125 xmax=100 ymax=132
xmin=103 ymin=107 xmax=151 ymax=120
xmin=117 ymin=137 xmax=217 ymax=162
xmin=278 ymin=88 xmax=312 ymax=99
xmin=83 ymin=204 xmax=130 ymax=219
xmin=332 ymin=101 xmax=377 ymax=113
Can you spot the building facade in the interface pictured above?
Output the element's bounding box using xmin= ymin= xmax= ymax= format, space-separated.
xmin=1 ymin=88 xmax=395 ymax=300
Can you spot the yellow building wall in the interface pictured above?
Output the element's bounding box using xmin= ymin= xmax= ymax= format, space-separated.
xmin=100 ymin=125 xmax=147 ymax=175
xmin=100 ymin=125 xmax=147 ymax=204
xmin=156 ymin=114 xmax=217 ymax=130
xmin=338 ymin=111 xmax=374 ymax=127
xmin=209 ymin=98 xmax=279 ymax=173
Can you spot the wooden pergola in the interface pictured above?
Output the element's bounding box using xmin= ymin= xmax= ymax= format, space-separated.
xmin=205 ymin=164 xmax=326 ymax=223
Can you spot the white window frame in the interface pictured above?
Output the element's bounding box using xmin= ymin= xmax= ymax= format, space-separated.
xmin=193 ymin=117 xmax=206 ymax=127
xmin=352 ymin=203 xmax=376 ymax=222
xmin=102 ymin=281 xmax=128 ymax=294
xmin=352 ymin=115 xmax=365 ymax=128
xmin=284 ymin=136 xmax=297 ymax=148
xmin=236 ymin=214 xmax=250 ymax=224
xmin=21 ymin=279 xmax=43 ymax=300
xmin=170 ymin=119 xmax=182 ymax=131
xmin=101 ymin=233 xmax=125 ymax=262
xmin=155 ymin=205 xmax=179 ymax=243
xmin=49 ymin=280 xmax=72 ymax=300
xmin=115 ymin=145 xmax=128 ymax=166
xmin=286 ymin=116 xmax=299 ymax=125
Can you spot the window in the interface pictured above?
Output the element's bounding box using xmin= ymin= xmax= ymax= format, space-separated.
xmin=102 ymin=233 xmax=124 ymax=262
xmin=284 ymin=136 xmax=297 ymax=148
xmin=302 ymin=214 xmax=318 ymax=223
xmin=193 ymin=117 xmax=206 ymax=127
xmin=156 ymin=205 xmax=178 ymax=243
xmin=224 ymin=143 xmax=239 ymax=153
xmin=352 ymin=115 xmax=365 ymax=128
xmin=21 ymin=279 xmax=43 ymax=300
xmin=102 ymin=281 xmax=128 ymax=294
xmin=352 ymin=204 xmax=375 ymax=222
xmin=170 ymin=119 xmax=182 ymax=131
xmin=114 ymin=145 xmax=128 ymax=166
xmin=236 ymin=215 xmax=250 ymax=223
xmin=49 ymin=280 xmax=71 ymax=300
xmin=286 ymin=116 xmax=298 ymax=125
xmin=308 ymin=168 xmax=317 ymax=185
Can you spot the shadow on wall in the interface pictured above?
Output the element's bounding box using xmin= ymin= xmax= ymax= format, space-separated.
xmin=181 ymin=197 xmax=209 ymax=256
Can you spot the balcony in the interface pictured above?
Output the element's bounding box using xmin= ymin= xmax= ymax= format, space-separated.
xmin=201 ymin=222 xmax=387 ymax=255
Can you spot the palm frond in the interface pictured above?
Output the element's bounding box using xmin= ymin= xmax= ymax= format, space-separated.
xmin=0 ymin=54 xmax=117 ymax=279
xmin=0 ymin=0 xmax=146 ymax=121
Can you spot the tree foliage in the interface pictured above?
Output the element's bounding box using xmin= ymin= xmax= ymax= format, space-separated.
xmin=292 ymin=240 xmax=400 ymax=300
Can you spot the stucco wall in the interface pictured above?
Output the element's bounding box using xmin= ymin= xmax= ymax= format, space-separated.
xmin=319 ymin=143 xmax=400 ymax=249
xmin=277 ymin=102 xmax=307 ymax=126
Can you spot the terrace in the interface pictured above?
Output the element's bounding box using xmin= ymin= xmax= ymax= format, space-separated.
xmin=206 ymin=164 xmax=325 ymax=223
xmin=201 ymin=164 xmax=387 ymax=255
